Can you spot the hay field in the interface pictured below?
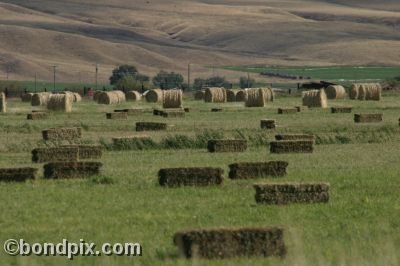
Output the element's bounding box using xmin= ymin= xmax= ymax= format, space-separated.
xmin=0 ymin=92 xmax=399 ymax=265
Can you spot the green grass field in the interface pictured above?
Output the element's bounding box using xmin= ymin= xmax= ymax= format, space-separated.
xmin=220 ymin=65 xmax=400 ymax=82
xmin=0 ymin=94 xmax=399 ymax=265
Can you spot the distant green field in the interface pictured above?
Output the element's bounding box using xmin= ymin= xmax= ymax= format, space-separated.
xmin=220 ymin=65 xmax=400 ymax=82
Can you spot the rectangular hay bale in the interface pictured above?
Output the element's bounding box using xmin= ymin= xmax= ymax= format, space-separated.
xmin=354 ymin=113 xmax=382 ymax=123
xmin=136 ymin=122 xmax=167 ymax=131
xmin=60 ymin=145 xmax=103 ymax=159
xmin=229 ymin=161 xmax=288 ymax=179
xmin=27 ymin=112 xmax=48 ymax=120
xmin=207 ymin=139 xmax=247 ymax=153
xmin=331 ymin=107 xmax=352 ymax=113
xmin=32 ymin=147 xmax=79 ymax=163
xmin=270 ymin=140 xmax=314 ymax=154
xmin=0 ymin=167 xmax=37 ymax=182
xmin=260 ymin=119 xmax=276 ymax=129
xmin=114 ymin=108 xmax=144 ymax=115
xmin=106 ymin=112 xmax=128 ymax=119
xmin=44 ymin=161 xmax=102 ymax=179
xmin=158 ymin=167 xmax=223 ymax=187
xmin=173 ymin=227 xmax=286 ymax=259
xmin=277 ymin=108 xmax=297 ymax=114
xmin=42 ymin=127 xmax=82 ymax=141
xmin=254 ymin=182 xmax=330 ymax=204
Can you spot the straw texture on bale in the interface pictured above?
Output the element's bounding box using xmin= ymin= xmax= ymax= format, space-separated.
xmin=235 ymin=89 xmax=248 ymax=102
xmin=354 ymin=113 xmax=383 ymax=123
xmin=32 ymin=147 xmax=79 ymax=163
xmin=47 ymin=94 xmax=73 ymax=112
xmin=207 ymin=139 xmax=247 ymax=153
xmin=146 ymin=89 xmax=163 ymax=103
xmin=163 ymin=89 xmax=183 ymax=109
xmin=204 ymin=87 xmax=227 ymax=103
xmin=260 ymin=119 xmax=276 ymax=129
xmin=228 ymin=161 xmax=288 ymax=179
xmin=21 ymin=93 xmax=34 ymax=102
xmin=278 ymin=108 xmax=297 ymax=114
xmin=136 ymin=122 xmax=167 ymax=131
xmin=44 ymin=162 xmax=102 ymax=179
xmin=270 ymin=140 xmax=314 ymax=154
xmin=302 ymin=89 xmax=328 ymax=108
xmin=245 ymin=88 xmax=274 ymax=107
xmin=27 ymin=112 xmax=48 ymax=120
xmin=325 ymin=85 xmax=346 ymax=99
xmin=158 ymin=167 xmax=224 ymax=187
xmin=194 ymin=90 xmax=205 ymax=100
xmin=73 ymin=93 xmax=82 ymax=102
xmin=31 ymin=92 xmax=51 ymax=106
xmin=350 ymin=83 xmax=382 ymax=101
xmin=174 ymin=227 xmax=286 ymax=259
xmin=42 ymin=127 xmax=82 ymax=141
xmin=331 ymin=107 xmax=352 ymax=113
xmin=0 ymin=167 xmax=37 ymax=182
xmin=60 ymin=145 xmax=103 ymax=160
xmin=97 ymin=91 xmax=126 ymax=104
xmin=93 ymin=90 xmax=102 ymax=101
xmin=0 ymin=92 xmax=5 ymax=113
xmin=226 ymin=89 xmax=237 ymax=102
xmin=254 ymin=182 xmax=330 ymax=204
xmin=126 ymin=90 xmax=142 ymax=101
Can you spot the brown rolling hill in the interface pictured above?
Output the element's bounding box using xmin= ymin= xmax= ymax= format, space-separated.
xmin=0 ymin=0 xmax=399 ymax=82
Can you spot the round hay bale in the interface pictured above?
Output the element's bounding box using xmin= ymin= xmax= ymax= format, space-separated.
xmin=73 ymin=93 xmax=82 ymax=102
xmin=204 ymin=87 xmax=227 ymax=103
xmin=31 ymin=92 xmax=51 ymax=106
xmin=349 ymin=84 xmax=359 ymax=100
xmin=97 ymin=91 xmax=125 ymax=105
xmin=47 ymin=94 xmax=73 ymax=112
xmin=93 ymin=90 xmax=103 ymax=101
xmin=245 ymin=88 xmax=274 ymax=107
xmin=0 ymin=92 xmax=6 ymax=113
xmin=325 ymin=85 xmax=346 ymax=99
xmin=226 ymin=89 xmax=237 ymax=102
xmin=358 ymin=84 xmax=367 ymax=100
xmin=236 ymin=89 xmax=248 ymax=102
xmin=163 ymin=89 xmax=183 ymax=109
xmin=302 ymin=89 xmax=328 ymax=108
xmin=146 ymin=89 xmax=163 ymax=103
xmin=194 ymin=90 xmax=205 ymax=100
xmin=126 ymin=90 xmax=142 ymax=101
xmin=365 ymin=83 xmax=382 ymax=101
xmin=21 ymin=93 xmax=34 ymax=102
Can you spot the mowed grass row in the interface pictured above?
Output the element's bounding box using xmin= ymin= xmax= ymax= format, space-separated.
xmin=0 ymin=95 xmax=399 ymax=265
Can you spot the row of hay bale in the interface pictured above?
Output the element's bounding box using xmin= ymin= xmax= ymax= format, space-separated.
xmin=202 ymin=87 xmax=274 ymax=107
xmin=349 ymin=83 xmax=381 ymax=101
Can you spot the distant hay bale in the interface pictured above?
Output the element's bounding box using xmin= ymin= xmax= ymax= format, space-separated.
xmin=97 ymin=91 xmax=126 ymax=105
xmin=73 ymin=93 xmax=82 ymax=102
xmin=47 ymin=94 xmax=73 ymax=112
xmin=0 ymin=167 xmax=38 ymax=182
xmin=126 ymin=90 xmax=142 ymax=101
xmin=0 ymin=92 xmax=6 ymax=113
xmin=146 ymin=89 xmax=163 ymax=103
xmin=207 ymin=139 xmax=247 ymax=153
xmin=245 ymin=88 xmax=274 ymax=107
xmin=44 ymin=162 xmax=102 ymax=179
xmin=350 ymin=83 xmax=381 ymax=101
xmin=31 ymin=92 xmax=51 ymax=106
xmin=21 ymin=93 xmax=34 ymax=102
xmin=236 ymin=89 xmax=248 ymax=102
xmin=204 ymin=87 xmax=227 ymax=103
xmin=226 ymin=89 xmax=237 ymax=102
xmin=93 ymin=90 xmax=102 ymax=101
xmin=163 ymin=89 xmax=183 ymax=109
xmin=302 ymin=89 xmax=328 ymax=108
xmin=194 ymin=90 xmax=205 ymax=100
xmin=325 ymin=85 xmax=346 ymax=99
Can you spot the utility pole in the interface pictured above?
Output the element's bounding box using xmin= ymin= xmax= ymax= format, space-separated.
xmin=95 ymin=63 xmax=98 ymax=90
xmin=34 ymin=73 xmax=37 ymax=92
xmin=52 ymin=65 xmax=57 ymax=91
xmin=187 ymin=63 xmax=191 ymax=90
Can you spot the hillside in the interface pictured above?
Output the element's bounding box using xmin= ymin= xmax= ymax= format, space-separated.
xmin=0 ymin=0 xmax=399 ymax=82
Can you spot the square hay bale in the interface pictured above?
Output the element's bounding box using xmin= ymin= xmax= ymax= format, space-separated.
xmin=136 ymin=122 xmax=167 ymax=131
xmin=0 ymin=167 xmax=37 ymax=182
xmin=207 ymin=139 xmax=247 ymax=153
xmin=331 ymin=107 xmax=352 ymax=113
xmin=275 ymin=134 xmax=315 ymax=142
xmin=173 ymin=227 xmax=286 ymax=259
xmin=106 ymin=112 xmax=128 ymax=119
xmin=295 ymin=106 xmax=307 ymax=112
xmin=277 ymin=108 xmax=297 ymax=114
xmin=254 ymin=182 xmax=330 ymax=204
xmin=260 ymin=119 xmax=276 ymax=129
xmin=42 ymin=127 xmax=82 ymax=141
xmin=354 ymin=113 xmax=383 ymax=123
xmin=32 ymin=147 xmax=79 ymax=163
xmin=229 ymin=161 xmax=288 ymax=179
xmin=44 ymin=162 xmax=102 ymax=179
xmin=27 ymin=112 xmax=48 ymax=120
xmin=211 ymin=108 xmax=223 ymax=112
xmin=112 ymin=136 xmax=152 ymax=150
xmin=270 ymin=140 xmax=314 ymax=154
xmin=162 ymin=110 xmax=185 ymax=118
xmin=60 ymin=145 xmax=103 ymax=160
xmin=158 ymin=167 xmax=223 ymax=187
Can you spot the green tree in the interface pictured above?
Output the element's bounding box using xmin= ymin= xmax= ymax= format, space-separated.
xmin=109 ymin=65 xmax=138 ymax=85
xmin=152 ymin=71 xmax=184 ymax=89
xmin=193 ymin=76 xmax=230 ymax=89
xmin=239 ymin=76 xmax=255 ymax=89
